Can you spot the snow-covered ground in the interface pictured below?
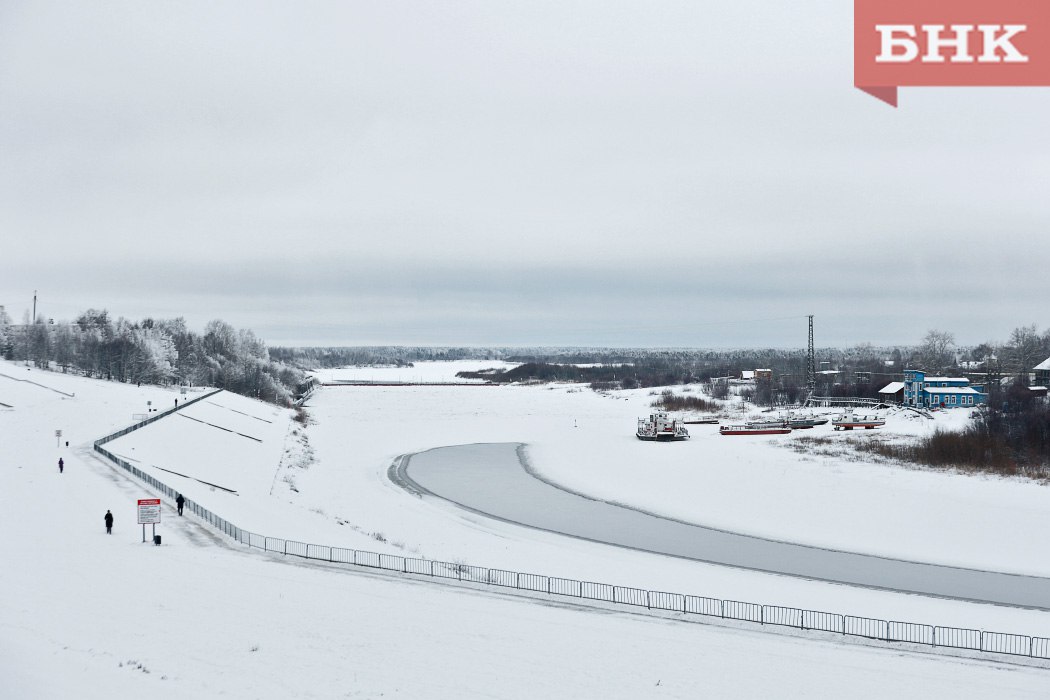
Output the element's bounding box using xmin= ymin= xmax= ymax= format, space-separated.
xmin=528 ymin=395 xmax=1050 ymax=578
xmin=74 ymin=362 xmax=1050 ymax=627
xmin=304 ymin=368 xmax=1050 ymax=578
xmin=4 ymin=359 xmax=1050 ymax=697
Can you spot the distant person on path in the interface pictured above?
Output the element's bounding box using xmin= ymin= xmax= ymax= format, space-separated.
xmin=176 ymin=493 xmax=185 ymax=516
xmin=58 ymin=458 xmax=64 ymax=473
xmin=104 ymin=510 xmax=114 ymax=534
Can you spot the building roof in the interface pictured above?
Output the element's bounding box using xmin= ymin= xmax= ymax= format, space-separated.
xmin=878 ymin=382 xmax=905 ymax=394
xmin=923 ymin=377 xmax=969 ymax=382
xmin=1034 ymin=357 xmax=1050 ymax=371
xmin=923 ymin=386 xmax=982 ymax=394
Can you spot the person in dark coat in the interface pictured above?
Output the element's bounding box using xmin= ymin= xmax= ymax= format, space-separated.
xmin=104 ymin=510 xmax=114 ymax=534
xmin=58 ymin=458 xmax=64 ymax=473
xmin=175 ymin=493 xmax=185 ymax=516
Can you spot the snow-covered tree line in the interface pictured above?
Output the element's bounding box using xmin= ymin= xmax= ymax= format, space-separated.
xmin=0 ymin=309 xmax=306 ymax=405
xmin=268 ymin=345 xmax=503 ymax=367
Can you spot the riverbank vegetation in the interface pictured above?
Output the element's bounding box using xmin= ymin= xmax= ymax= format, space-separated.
xmin=1 ymin=309 xmax=306 ymax=405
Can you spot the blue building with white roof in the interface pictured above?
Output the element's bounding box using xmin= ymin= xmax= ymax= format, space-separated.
xmin=901 ymin=369 xmax=986 ymax=408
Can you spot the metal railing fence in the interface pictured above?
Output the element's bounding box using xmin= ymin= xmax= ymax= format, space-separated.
xmin=92 ymin=399 xmax=1049 ymax=663
xmin=95 ymin=387 xmax=224 ymax=445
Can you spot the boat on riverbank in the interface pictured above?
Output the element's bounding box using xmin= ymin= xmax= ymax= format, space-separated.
xmin=745 ymin=418 xmax=791 ymax=430
xmin=785 ymin=413 xmax=829 ymax=429
xmin=720 ymin=424 xmax=792 ymax=436
xmin=832 ymin=411 xmax=885 ymax=430
xmin=637 ymin=411 xmax=690 ymax=441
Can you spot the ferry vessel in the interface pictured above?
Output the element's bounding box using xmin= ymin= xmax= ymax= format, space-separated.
xmin=636 ymin=411 xmax=690 ymax=441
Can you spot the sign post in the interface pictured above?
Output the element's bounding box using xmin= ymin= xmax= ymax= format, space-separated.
xmin=137 ymin=498 xmax=161 ymax=544
xmin=55 ymin=429 xmax=62 ymax=447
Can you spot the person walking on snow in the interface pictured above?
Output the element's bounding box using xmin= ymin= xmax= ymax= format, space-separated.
xmin=176 ymin=493 xmax=185 ymax=516
xmin=104 ymin=510 xmax=114 ymax=534
xmin=58 ymin=458 xmax=64 ymax=473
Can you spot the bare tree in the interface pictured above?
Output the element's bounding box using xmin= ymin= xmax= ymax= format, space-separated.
xmin=27 ymin=317 xmax=51 ymax=368
xmin=917 ymin=329 xmax=956 ymax=372
xmin=0 ymin=306 xmax=12 ymax=359
xmin=1006 ymin=324 xmax=1042 ymax=381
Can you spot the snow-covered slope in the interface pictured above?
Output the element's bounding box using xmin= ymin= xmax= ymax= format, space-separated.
xmin=4 ymin=360 xmax=1050 ymax=697
xmin=105 ymin=392 xmax=287 ymax=497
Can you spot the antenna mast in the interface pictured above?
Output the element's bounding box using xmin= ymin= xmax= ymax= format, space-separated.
xmin=806 ymin=314 xmax=815 ymax=400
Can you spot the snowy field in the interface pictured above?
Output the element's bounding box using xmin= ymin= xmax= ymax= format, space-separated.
xmin=527 ymin=395 xmax=1050 ymax=578
xmin=59 ymin=360 xmax=1050 ymax=624
xmin=4 ymin=359 xmax=1050 ymax=697
xmin=304 ymin=365 xmax=1050 ymax=578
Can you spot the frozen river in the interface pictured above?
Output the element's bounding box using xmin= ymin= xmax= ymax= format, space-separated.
xmin=395 ymin=442 xmax=1050 ymax=610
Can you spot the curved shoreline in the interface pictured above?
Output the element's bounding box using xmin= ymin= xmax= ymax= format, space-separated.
xmin=393 ymin=442 xmax=1050 ymax=610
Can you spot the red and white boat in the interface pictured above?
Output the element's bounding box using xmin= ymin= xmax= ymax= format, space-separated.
xmin=832 ymin=411 xmax=886 ymax=430
xmin=719 ymin=423 xmax=792 ymax=436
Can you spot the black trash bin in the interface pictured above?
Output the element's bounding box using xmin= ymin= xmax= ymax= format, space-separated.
xmin=153 ymin=535 xmax=162 ymax=546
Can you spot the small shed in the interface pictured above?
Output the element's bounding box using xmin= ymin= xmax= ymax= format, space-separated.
xmin=878 ymin=381 xmax=905 ymax=404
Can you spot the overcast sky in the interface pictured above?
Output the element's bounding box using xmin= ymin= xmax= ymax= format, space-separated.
xmin=1 ymin=1 xmax=1047 ymax=348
